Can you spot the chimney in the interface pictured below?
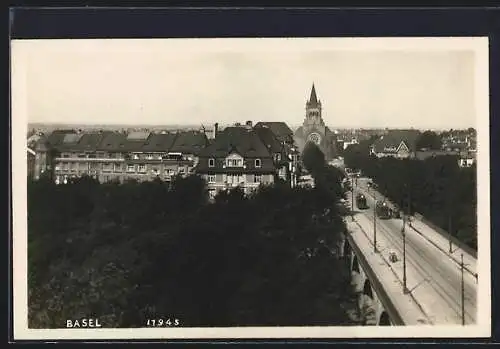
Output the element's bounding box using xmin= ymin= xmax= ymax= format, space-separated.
xmin=213 ymin=123 xmax=219 ymax=139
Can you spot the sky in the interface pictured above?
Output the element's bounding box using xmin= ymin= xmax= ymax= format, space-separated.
xmin=12 ymin=38 xmax=480 ymax=129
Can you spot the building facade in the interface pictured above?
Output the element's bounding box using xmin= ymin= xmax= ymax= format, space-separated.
xmin=31 ymin=129 xmax=209 ymax=185
xmin=294 ymin=84 xmax=339 ymax=160
xmin=195 ymin=124 xmax=282 ymax=199
xmin=369 ymin=130 xmax=421 ymax=159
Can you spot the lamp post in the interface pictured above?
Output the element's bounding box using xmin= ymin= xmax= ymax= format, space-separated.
xmin=373 ymin=200 xmax=378 ymax=253
xmin=401 ymin=214 xmax=409 ymax=294
xmin=448 ymin=214 xmax=453 ymax=254
xmin=461 ymin=253 xmax=465 ymax=325
xmin=351 ymin=176 xmax=355 ymax=221
xmin=447 ymin=178 xmax=454 ymax=254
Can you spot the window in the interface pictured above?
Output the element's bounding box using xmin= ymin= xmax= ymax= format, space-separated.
xmin=55 ymin=163 xmax=61 ymax=171
xmin=78 ymin=153 xmax=86 ymax=158
xmin=62 ymin=162 xmax=69 ymax=171
xmin=255 ymin=159 xmax=261 ymax=168
xmin=225 ymin=158 xmax=243 ymax=167
xmin=88 ymin=154 xmax=96 ymax=158
xmin=178 ymin=167 xmax=185 ymax=174
xmin=114 ymin=163 xmax=122 ymax=172
xmin=133 ymin=154 xmax=140 ymax=160
xmin=208 ymin=175 xmax=216 ymax=183
xmin=138 ymin=165 xmax=147 ymax=173
xmin=127 ymin=164 xmax=136 ymax=173
xmin=208 ymin=189 xmax=217 ymax=200
xmin=254 ymin=174 xmax=262 ymax=183
xmin=62 ymin=153 xmax=70 ymax=158
xmin=209 ymin=158 xmax=215 ymax=167
xmin=146 ymin=153 xmax=153 ymax=160
xmin=152 ymin=167 xmax=160 ymax=176
xmin=227 ymin=174 xmax=236 ymax=184
xmin=165 ymin=169 xmax=175 ymax=177
xmin=96 ymin=152 xmax=105 ymax=158
xmin=102 ymin=163 xmax=112 ymax=172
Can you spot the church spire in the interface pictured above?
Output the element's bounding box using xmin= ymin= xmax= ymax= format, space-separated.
xmin=308 ymin=83 xmax=319 ymax=106
xmin=309 ymin=83 xmax=318 ymax=104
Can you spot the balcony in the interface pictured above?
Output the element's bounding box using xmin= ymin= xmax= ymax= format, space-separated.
xmin=54 ymin=157 xmax=125 ymax=163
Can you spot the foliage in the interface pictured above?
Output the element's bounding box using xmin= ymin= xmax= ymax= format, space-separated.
xmin=28 ymin=170 xmax=355 ymax=328
xmin=416 ymin=130 xmax=443 ymax=150
xmin=302 ymin=142 xmax=347 ymax=201
xmin=343 ymin=143 xmax=477 ymax=250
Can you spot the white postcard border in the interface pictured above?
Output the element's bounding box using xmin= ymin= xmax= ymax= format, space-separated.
xmin=11 ymin=37 xmax=491 ymax=340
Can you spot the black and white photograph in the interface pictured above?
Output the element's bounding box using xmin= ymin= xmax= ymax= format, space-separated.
xmin=12 ymin=36 xmax=490 ymax=340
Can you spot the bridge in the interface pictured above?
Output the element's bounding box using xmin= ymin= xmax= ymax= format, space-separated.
xmin=337 ymin=176 xmax=478 ymax=326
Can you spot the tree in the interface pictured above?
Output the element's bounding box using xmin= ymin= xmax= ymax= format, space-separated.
xmin=416 ymin=130 xmax=442 ymax=150
xmin=341 ymin=144 xmax=476 ymax=250
xmin=28 ymin=172 xmax=357 ymax=328
xmin=302 ymin=142 xmax=326 ymax=175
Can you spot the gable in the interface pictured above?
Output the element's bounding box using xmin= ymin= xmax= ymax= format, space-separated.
xmin=396 ymin=141 xmax=410 ymax=153
xmin=225 ymin=152 xmax=243 ymax=161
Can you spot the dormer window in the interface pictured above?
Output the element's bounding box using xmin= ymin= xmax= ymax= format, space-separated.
xmin=209 ymin=158 xmax=215 ymax=167
xmin=255 ymin=159 xmax=261 ymax=168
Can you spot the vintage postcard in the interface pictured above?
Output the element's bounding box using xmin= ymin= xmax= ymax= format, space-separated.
xmin=11 ymin=37 xmax=490 ymax=340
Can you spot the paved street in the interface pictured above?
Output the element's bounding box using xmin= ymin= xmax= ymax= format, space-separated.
xmin=348 ymin=178 xmax=477 ymax=325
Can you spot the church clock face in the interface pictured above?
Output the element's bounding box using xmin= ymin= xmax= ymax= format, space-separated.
xmin=308 ymin=132 xmax=322 ymax=145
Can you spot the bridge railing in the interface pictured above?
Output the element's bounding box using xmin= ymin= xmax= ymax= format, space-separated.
xmin=345 ymin=232 xmax=405 ymax=326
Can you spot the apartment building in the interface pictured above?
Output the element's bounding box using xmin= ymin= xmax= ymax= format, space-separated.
xmin=31 ymin=129 xmax=209 ymax=184
xmin=195 ymin=124 xmax=281 ymax=199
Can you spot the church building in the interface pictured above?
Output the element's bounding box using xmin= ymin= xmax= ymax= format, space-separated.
xmin=294 ymin=84 xmax=338 ymax=160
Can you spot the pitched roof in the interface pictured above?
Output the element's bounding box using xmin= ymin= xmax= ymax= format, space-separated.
xmin=96 ymin=132 xmax=128 ymax=151
xmin=75 ymin=132 xmax=109 ymax=151
xmin=253 ymin=125 xmax=283 ymax=153
xmin=253 ymin=122 xmax=294 ymax=140
xmin=372 ymin=129 xmax=421 ymax=153
xmin=141 ymin=132 xmax=178 ymax=152
xmin=127 ymin=131 xmax=150 ymax=140
xmin=169 ymin=131 xmax=208 ymax=155
xmin=46 ymin=130 xmax=77 ymax=147
xmin=198 ymin=126 xmax=272 ymax=158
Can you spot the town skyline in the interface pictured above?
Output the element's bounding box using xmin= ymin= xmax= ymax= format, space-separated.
xmin=14 ymin=38 xmax=478 ymax=130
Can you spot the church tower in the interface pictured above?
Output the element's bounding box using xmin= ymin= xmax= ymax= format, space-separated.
xmin=305 ymin=83 xmax=325 ymax=128
xmin=294 ymin=83 xmax=338 ymax=160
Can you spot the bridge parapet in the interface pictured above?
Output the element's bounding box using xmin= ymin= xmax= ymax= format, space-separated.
xmin=344 ymin=219 xmax=431 ymax=326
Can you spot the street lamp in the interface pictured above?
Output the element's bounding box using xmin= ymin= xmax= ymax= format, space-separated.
xmin=351 ymin=176 xmax=355 ymax=221
xmin=401 ymin=214 xmax=409 ymax=294
xmin=373 ymin=199 xmax=378 ymax=253
xmin=460 ymin=253 xmax=466 ymax=325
